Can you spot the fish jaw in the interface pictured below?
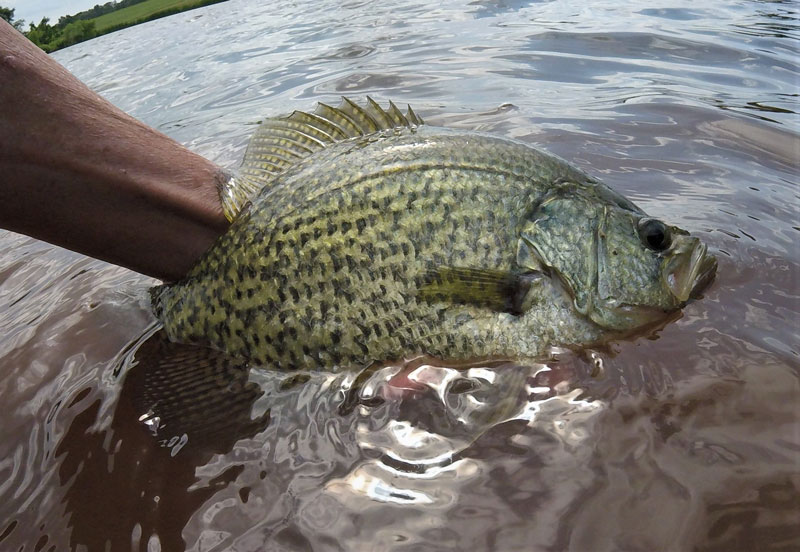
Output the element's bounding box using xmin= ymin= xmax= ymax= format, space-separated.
xmin=663 ymin=237 xmax=718 ymax=303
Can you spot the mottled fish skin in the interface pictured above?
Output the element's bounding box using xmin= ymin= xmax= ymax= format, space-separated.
xmin=152 ymin=99 xmax=715 ymax=370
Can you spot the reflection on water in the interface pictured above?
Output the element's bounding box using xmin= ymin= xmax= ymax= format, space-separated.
xmin=1 ymin=0 xmax=798 ymax=550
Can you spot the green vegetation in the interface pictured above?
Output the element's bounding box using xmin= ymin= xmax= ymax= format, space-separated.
xmin=25 ymin=18 xmax=98 ymax=51
xmin=91 ymin=0 xmax=222 ymax=32
xmin=0 ymin=0 xmax=227 ymax=52
xmin=0 ymin=6 xmax=25 ymax=30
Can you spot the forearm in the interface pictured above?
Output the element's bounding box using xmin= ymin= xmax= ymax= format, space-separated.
xmin=0 ymin=20 xmax=230 ymax=281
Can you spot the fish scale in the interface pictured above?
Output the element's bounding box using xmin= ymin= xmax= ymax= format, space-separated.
xmin=152 ymin=98 xmax=716 ymax=370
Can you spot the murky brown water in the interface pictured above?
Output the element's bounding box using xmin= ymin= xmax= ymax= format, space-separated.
xmin=1 ymin=0 xmax=798 ymax=550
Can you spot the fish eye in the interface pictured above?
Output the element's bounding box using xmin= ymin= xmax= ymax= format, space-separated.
xmin=637 ymin=218 xmax=671 ymax=251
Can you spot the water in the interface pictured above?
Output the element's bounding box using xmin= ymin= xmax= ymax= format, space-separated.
xmin=1 ymin=0 xmax=798 ymax=550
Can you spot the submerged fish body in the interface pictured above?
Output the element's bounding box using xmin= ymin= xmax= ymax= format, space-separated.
xmin=152 ymin=98 xmax=716 ymax=370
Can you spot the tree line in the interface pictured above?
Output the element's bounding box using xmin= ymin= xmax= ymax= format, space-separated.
xmin=0 ymin=1 xmax=149 ymax=52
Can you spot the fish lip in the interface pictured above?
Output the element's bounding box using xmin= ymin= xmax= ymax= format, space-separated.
xmin=664 ymin=239 xmax=717 ymax=302
xmin=689 ymin=244 xmax=717 ymax=299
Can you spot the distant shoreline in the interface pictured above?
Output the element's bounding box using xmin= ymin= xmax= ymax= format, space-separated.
xmin=92 ymin=0 xmax=228 ymax=36
xmin=25 ymin=0 xmax=229 ymax=52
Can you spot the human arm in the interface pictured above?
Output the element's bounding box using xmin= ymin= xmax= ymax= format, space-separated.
xmin=0 ymin=19 xmax=230 ymax=282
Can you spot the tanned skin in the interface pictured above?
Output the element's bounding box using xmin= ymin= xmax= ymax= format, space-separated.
xmin=0 ymin=19 xmax=230 ymax=282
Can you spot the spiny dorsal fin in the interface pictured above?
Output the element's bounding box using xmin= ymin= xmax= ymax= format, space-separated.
xmin=418 ymin=266 xmax=541 ymax=316
xmin=220 ymin=97 xmax=424 ymax=221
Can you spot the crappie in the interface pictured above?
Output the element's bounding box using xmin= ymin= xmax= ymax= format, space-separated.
xmin=151 ymin=98 xmax=716 ymax=370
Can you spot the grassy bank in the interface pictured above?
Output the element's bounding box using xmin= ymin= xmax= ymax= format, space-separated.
xmin=91 ymin=0 xmax=227 ymax=33
xmin=24 ymin=0 xmax=228 ymax=52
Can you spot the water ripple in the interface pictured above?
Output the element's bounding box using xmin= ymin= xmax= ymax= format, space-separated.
xmin=0 ymin=0 xmax=796 ymax=549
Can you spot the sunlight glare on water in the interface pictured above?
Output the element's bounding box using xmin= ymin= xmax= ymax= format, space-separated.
xmin=0 ymin=0 xmax=798 ymax=550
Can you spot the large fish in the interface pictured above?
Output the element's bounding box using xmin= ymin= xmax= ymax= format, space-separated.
xmin=151 ymin=98 xmax=716 ymax=370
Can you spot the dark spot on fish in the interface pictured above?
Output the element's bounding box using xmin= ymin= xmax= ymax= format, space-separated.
xmin=331 ymin=329 xmax=342 ymax=345
xmin=341 ymin=221 xmax=352 ymax=234
xmin=290 ymin=287 xmax=300 ymax=302
xmin=356 ymin=218 xmax=367 ymax=234
xmin=300 ymin=233 xmax=310 ymax=247
xmin=274 ymin=240 xmax=284 ymax=255
xmin=397 ymin=333 xmax=409 ymax=348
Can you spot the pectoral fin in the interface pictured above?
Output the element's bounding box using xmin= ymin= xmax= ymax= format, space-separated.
xmin=418 ymin=266 xmax=541 ymax=315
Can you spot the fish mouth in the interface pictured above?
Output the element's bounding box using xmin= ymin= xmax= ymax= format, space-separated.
xmin=663 ymin=239 xmax=717 ymax=303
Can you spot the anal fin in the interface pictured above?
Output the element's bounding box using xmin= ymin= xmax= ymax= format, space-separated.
xmin=123 ymin=330 xmax=269 ymax=454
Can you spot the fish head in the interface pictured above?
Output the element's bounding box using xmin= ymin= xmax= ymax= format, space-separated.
xmin=517 ymin=183 xmax=717 ymax=331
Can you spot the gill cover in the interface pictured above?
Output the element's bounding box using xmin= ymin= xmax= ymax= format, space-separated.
xmin=518 ymin=185 xmax=684 ymax=331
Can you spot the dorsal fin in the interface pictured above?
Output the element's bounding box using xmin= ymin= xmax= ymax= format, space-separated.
xmin=219 ymin=97 xmax=424 ymax=221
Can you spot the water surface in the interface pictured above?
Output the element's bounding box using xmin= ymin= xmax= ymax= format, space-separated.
xmin=0 ymin=0 xmax=798 ymax=550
